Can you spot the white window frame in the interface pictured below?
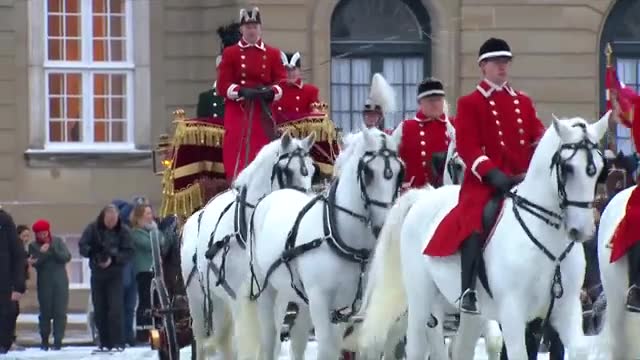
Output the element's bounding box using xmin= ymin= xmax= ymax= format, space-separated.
xmin=25 ymin=0 xmax=151 ymax=153
xmin=43 ymin=0 xmax=135 ymax=151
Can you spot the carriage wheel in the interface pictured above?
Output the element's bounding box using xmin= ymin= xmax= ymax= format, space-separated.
xmin=150 ymin=283 xmax=180 ymax=360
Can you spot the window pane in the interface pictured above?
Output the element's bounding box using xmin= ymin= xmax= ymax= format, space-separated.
xmin=111 ymin=121 xmax=126 ymax=142
xmin=93 ymin=0 xmax=106 ymax=13
xmin=47 ymin=0 xmax=82 ymax=61
xmin=66 ymin=121 xmax=82 ymax=142
xmin=48 ymin=15 xmax=62 ymax=36
xmin=66 ymin=0 xmax=80 ymax=14
xmin=109 ymin=0 xmax=125 ymax=14
xmin=110 ymin=15 xmax=124 ymax=37
xmin=351 ymin=59 xmax=370 ymax=84
xmin=47 ymin=39 xmax=63 ymax=61
xmin=93 ymin=15 xmax=107 ymax=37
xmin=49 ymin=98 xmax=62 ymax=118
xmin=48 ymin=73 xmax=63 ymax=95
xmin=93 ymin=39 xmax=107 ymax=61
xmin=111 ymin=97 xmax=125 ymax=119
xmin=94 ymin=121 xmax=107 ymax=142
xmin=65 ymin=15 xmax=80 ymax=37
xmin=109 ymin=39 xmax=125 ymax=61
xmin=49 ymin=121 xmax=64 ymax=142
xmin=111 ymin=74 xmax=125 ymax=95
xmin=94 ymin=97 xmax=107 ymax=119
xmin=65 ymin=39 xmax=81 ymax=61
xmin=48 ymin=0 xmax=62 ymax=13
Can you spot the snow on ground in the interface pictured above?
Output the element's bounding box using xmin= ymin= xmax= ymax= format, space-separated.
xmin=0 ymin=338 xmax=609 ymax=359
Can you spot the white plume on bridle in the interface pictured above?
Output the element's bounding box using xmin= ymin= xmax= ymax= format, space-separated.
xmin=368 ymin=73 xmax=396 ymax=115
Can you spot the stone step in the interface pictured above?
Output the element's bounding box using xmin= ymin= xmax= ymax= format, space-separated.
xmin=15 ymin=313 xmax=94 ymax=346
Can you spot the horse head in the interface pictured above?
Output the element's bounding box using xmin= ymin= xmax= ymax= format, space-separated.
xmin=340 ymin=127 xmax=404 ymax=234
xmin=234 ymin=130 xmax=316 ymax=193
xmin=531 ymin=111 xmax=609 ymax=242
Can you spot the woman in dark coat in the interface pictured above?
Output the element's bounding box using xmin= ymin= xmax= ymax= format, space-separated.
xmin=0 ymin=208 xmax=25 ymax=354
xmin=28 ymin=219 xmax=71 ymax=350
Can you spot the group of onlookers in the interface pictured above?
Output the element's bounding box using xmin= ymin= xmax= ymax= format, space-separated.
xmin=0 ymin=197 xmax=169 ymax=354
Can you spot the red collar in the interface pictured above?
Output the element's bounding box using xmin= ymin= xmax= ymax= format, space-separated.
xmin=285 ymin=78 xmax=303 ymax=89
xmin=476 ymin=79 xmax=517 ymax=98
xmin=238 ymin=38 xmax=266 ymax=51
xmin=414 ymin=111 xmax=446 ymax=123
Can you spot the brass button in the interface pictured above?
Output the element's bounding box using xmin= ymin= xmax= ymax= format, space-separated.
xmin=420 ymin=141 xmax=426 ymax=146
xmin=263 ymin=55 xmax=267 ymax=60
xmin=262 ymin=65 xmax=266 ymax=69
xmin=500 ymin=141 xmax=505 ymax=146
xmin=498 ymin=131 xmax=503 ymax=136
xmin=241 ymin=64 xmax=246 ymax=68
xmin=296 ymin=96 xmax=300 ymax=100
xmin=277 ymin=106 xmax=282 ymax=111
xmin=419 ymin=123 xmax=424 ymax=127
xmin=492 ymin=110 xmax=498 ymax=116
xmin=240 ymin=80 xmax=246 ymax=85
xmin=213 ymin=103 xmax=217 ymax=107
xmin=496 ymin=120 xmax=501 ymax=126
xmin=520 ymin=140 xmax=525 ymax=145
xmin=421 ymin=151 xmax=426 ymax=156
xmin=420 ymin=131 xmax=425 ymax=136
xmin=295 ymin=107 xmax=299 ymax=111
xmin=519 ymin=128 xmax=524 ymax=134
xmin=514 ymin=99 xmax=519 ymax=105
xmin=422 ymin=161 xmax=427 ymax=166
xmin=517 ymin=118 xmax=523 ymax=124
xmin=241 ymin=73 xmax=246 ymax=77
xmin=241 ymin=55 xmax=245 ymax=59
xmin=490 ymin=100 xmax=495 ymax=106
xmin=213 ymin=113 xmax=218 ymax=117
xmin=515 ymin=108 xmax=521 ymax=114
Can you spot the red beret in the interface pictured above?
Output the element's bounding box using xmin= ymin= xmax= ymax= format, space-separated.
xmin=32 ymin=219 xmax=50 ymax=233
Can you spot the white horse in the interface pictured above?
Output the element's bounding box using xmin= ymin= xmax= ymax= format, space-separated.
xmin=236 ymin=127 xmax=403 ymax=360
xmin=180 ymin=131 xmax=316 ymax=360
xmin=359 ymin=113 xmax=610 ymax=360
xmin=597 ymin=184 xmax=640 ymax=359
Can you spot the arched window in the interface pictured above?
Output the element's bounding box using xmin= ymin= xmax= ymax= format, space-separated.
xmin=330 ymin=0 xmax=431 ymax=132
xmin=600 ymin=0 xmax=640 ymax=154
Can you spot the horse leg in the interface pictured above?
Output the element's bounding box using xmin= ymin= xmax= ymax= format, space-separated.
xmin=256 ymin=287 xmax=279 ymax=360
xmin=606 ymin=287 xmax=631 ymax=359
xmin=211 ymin=294 xmax=234 ymax=360
xmin=307 ymin=287 xmax=341 ymax=360
xmin=483 ymin=320 xmax=504 ymax=360
xmin=549 ymin=295 xmax=590 ymax=360
xmin=289 ymin=305 xmax=312 ymax=360
xmin=499 ymin=304 xmax=528 ymax=360
xmin=452 ymin=313 xmax=485 ymax=360
xmin=382 ymin=313 xmax=408 ymax=360
xmin=404 ymin=277 xmax=445 ymax=360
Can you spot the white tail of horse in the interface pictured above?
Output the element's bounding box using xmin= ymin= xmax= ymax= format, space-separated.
xmin=359 ymin=188 xmax=429 ymax=351
xmin=234 ymin=275 xmax=262 ymax=359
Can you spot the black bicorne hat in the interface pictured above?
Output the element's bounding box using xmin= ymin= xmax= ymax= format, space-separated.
xmin=239 ymin=7 xmax=261 ymax=25
xmin=417 ymin=77 xmax=445 ymax=100
xmin=478 ymin=37 xmax=512 ymax=63
xmin=281 ymin=51 xmax=301 ymax=68
xmin=363 ymin=101 xmax=383 ymax=114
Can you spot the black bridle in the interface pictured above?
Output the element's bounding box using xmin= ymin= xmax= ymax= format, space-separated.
xmin=446 ymin=152 xmax=464 ymax=185
xmin=356 ymin=135 xmax=405 ymax=212
xmin=271 ymin=146 xmax=311 ymax=192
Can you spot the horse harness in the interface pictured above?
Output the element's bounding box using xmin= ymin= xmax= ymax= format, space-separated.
xmin=249 ymin=135 xmax=404 ymax=324
xmin=183 ymin=147 xmax=311 ymax=336
xmin=505 ymin=124 xmax=602 ymax=343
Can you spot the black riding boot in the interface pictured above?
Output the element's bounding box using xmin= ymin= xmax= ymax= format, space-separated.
xmin=460 ymin=232 xmax=482 ymax=314
xmin=626 ymin=241 xmax=640 ymax=312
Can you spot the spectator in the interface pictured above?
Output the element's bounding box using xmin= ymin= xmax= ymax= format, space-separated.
xmin=9 ymin=225 xmax=32 ymax=351
xmin=27 ymin=219 xmax=71 ymax=351
xmin=79 ymin=204 xmax=134 ymax=352
xmin=0 ymin=207 xmax=26 ymax=354
xmin=130 ymin=203 xmax=165 ymax=342
xmin=111 ymin=199 xmax=137 ymax=347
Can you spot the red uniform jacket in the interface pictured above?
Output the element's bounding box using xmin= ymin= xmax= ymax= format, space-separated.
xmin=396 ymin=112 xmax=451 ymax=189
xmin=610 ymin=95 xmax=640 ymax=262
xmin=425 ymin=80 xmax=545 ymax=257
xmin=272 ymin=79 xmax=319 ymax=125
xmin=216 ymin=38 xmax=286 ymax=182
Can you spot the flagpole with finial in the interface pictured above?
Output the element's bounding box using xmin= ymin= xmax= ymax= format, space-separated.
xmin=605 ymin=43 xmax=614 ymax=150
xmin=606 ymin=42 xmax=613 ymax=68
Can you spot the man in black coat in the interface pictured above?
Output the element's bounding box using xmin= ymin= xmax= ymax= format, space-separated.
xmin=79 ymin=204 xmax=134 ymax=352
xmin=0 ymin=208 xmax=26 ymax=354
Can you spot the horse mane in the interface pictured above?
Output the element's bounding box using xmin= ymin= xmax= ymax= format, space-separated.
xmin=233 ymin=139 xmax=282 ymax=188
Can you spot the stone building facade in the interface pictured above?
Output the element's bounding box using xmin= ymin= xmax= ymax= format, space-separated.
xmin=0 ymin=0 xmax=638 ymax=310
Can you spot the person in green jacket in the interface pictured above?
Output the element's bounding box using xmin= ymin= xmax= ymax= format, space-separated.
xmin=129 ymin=204 xmax=165 ymax=341
xmin=27 ymin=219 xmax=71 ymax=351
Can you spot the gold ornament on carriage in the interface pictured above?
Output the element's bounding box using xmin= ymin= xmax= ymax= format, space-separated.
xmin=310 ymin=102 xmax=329 ymax=114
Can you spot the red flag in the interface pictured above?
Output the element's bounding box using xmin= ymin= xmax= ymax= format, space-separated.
xmin=606 ymin=65 xmax=636 ymax=128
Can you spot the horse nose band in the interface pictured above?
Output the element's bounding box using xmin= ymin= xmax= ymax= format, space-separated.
xmin=271 ymin=147 xmax=311 ymax=192
xmin=357 ymin=137 xmax=405 ymax=211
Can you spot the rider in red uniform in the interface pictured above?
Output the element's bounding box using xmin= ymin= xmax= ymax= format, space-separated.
xmin=393 ymin=78 xmax=451 ymax=188
xmin=216 ymin=7 xmax=287 ymax=183
xmin=610 ymin=92 xmax=640 ymax=312
xmin=423 ymin=38 xmax=545 ymax=314
xmin=272 ymin=52 xmax=319 ymax=124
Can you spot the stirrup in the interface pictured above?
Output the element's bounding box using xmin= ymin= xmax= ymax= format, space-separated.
xmin=626 ymin=285 xmax=640 ymax=313
xmin=459 ymin=289 xmax=480 ymax=315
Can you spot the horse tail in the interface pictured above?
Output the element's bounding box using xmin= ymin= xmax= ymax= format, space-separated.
xmin=358 ymin=188 xmax=427 ymax=352
xmin=233 ymin=276 xmax=262 ymax=359
xmin=201 ymin=301 xmax=234 ymax=354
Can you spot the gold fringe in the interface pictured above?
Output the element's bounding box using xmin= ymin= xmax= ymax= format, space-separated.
xmin=277 ymin=115 xmax=337 ymax=143
xmin=159 ymin=163 xmax=205 ymax=218
xmin=172 ymin=121 xmax=225 ymax=147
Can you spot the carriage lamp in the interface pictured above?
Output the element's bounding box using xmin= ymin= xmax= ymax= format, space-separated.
xmin=149 ymin=328 xmax=162 ymax=350
xmin=153 ymin=134 xmax=173 ymax=175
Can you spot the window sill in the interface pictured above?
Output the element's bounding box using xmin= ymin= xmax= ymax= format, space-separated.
xmin=24 ymin=148 xmax=153 ymax=168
